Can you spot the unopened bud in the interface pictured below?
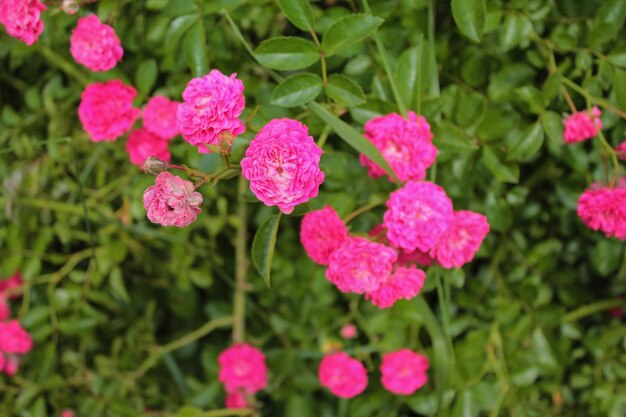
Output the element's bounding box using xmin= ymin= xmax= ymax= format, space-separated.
xmin=61 ymin=0 xmax=80 ymax=14
xmin=142 ymin=156 xmax=169 ymax=176
xmin=218 ymin=131 xmax=235 ymax=155
xmin=321 ymin=340 xmax=343 ymax=354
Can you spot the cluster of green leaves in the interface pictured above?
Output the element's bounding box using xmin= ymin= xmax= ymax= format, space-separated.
xmin=1 ymin=0 xmax=626 ymax=416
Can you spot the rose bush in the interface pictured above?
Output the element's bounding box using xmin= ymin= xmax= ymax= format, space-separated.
xmin=1 ymin=0 xmax=626 ymax=416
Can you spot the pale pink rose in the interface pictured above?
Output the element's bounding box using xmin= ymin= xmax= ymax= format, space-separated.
xmin=78 ymin=80 xmax=140 ymax=142
xmin=125 ymin=128 xmax=170 ymax=167
xmin=577 ymin=185 xmax=626 ymax=239
xmin=429 ymin=210 xmax=490 ymax=268
xmin=60 ymin=411 xmax=75 ymax=417
xmin=0 ymin=0 xmax=46 ymax=46
xmin=300 ymin=206 xmax=348 ymax=265
xmin=616 ymin=141 xmax=626 ymax=161
xmin=177 ymin=70 xmax=245 ymax=153
xmin=70 ymin=15 xmax=123 ymax=72
xmin=563 ymin=107 xmax=602 ymax=144
xmin=0 ymin=271 xmax=24 ymax=299
xmin=0 ymin=320 xmax=33 ymax=354
xmin=143 ymin=96 xmax=180 ymax=140
xmin=340 ymin=324 xmax=357 ymax=339
xmin=384 ymin=181 xmax=453 ymax=253
xmin=218 ymin=343 xmax=268 ymax=394
xmin=326 ymin=237 xmax=397 ymax=294
xmin=2 ymin=355 xmax=19 ymax=375
xmin=241 ymin=119 xmax=324 ymax=214
xmin=143 ymin=172 xmax=202 ymax=227
xmin=0 ymin=295 xmax=10 ymax=321
xmin=360 ymin=111 xmax=436 ymax=182
xmin=318 ymin=352 xmax=367 ymax=399
xmin=225 ymin=390 xmax=247 ymax=409
xmin=365 ymin=266 xmax=426 ymax=309
xmin=381 ymin=349 xmax=429 ymax=395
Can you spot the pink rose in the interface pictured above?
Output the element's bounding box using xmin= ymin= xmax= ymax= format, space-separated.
xmin=340 ymin=324 xmax=357 ymax=339
xmin=326 ymin=237 xmax=397 ymax=294
xmin=241 ymin=119 xmax=324 ymax=214
xmin=380 ymin=349 xmax=429 ymax=395
xmin=0 ymin=320 xmax=33 ymax=354
xmin=70 ymin=15 xmax=123 ymax=72
xmin=78 ymin=80 xmax=140 ymax=142
xmin=125 ymin=128 xmax=170 ymax=167
xmin=2 ymin=355 xmax=19 ymax=375
xmin=143 ymin=172 xmax=202 ymax=227
xmin=300 ymin=206 xmax=348 ymax=265
xmin=360 ymin=111 xmax=436 ymax=182
xmin=143 ymin=96 xmax=180 ymax=140
xmin=563 ymin=107 xmax=602 ymax=144
xmin=616 ymin=141 xmax=626 ymax=161
xmin=577 ymin=185 xmax=626 ymax=239
xmin=0 ymin=296 xmax=10 ymax=321
xmin=429 ymin=210 xmax=490 ymax=268
xmin=60 ymin=410 xmax=75 ymax=417
xmin=0 ymin=271 xmax=24 ymax=299
xmin=225 ymin=390 xmax=247 ymax=409
xmin=218 ymin=343 xmax=268 ymax=394
xmin=365 ymin=266 xmax=426 ymax=309
xmin=318 ymin=352 xmax=368 ymax=399
xmin=0 ymin=0 xmax=46 ymax=46
xmin=384 ymin=181 xmax=453 ymax=253
xmin=177 ymin=70 xmax=245 ymax=153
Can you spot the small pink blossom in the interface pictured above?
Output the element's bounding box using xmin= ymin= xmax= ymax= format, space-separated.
xmin=177 ymin=70 xmax=245 ymax=153
xmin=0 ymin=0 xmax=46 ymax=46
xmin=125 ymin=128 xmax=170 ymax=167
xmin=365 ymin=266 xmax=426 ymax=309
xmin=218 ymin=343 xmax=268 ymax=394
xmin=2 ymin=355 xmax=19 ymax=375
xmin=340 ymin=324 xmax=358 ymax=339
xmin=616 ymin=141 xmax=626 ymax=161
xmin=300 ymin=206 xmax=348 ymax=265
xmin=360 ymin=111 xmax=436 ymax=182
xmin=577 ymin=185 xmax=626 ymax=239
xmin=429 ymin=210 xmax=490 ymax=269
xmin=225 ymin=390 xmax=248 ymax=409
xmin=381 ymin=349 xmax=429 ymax=395
xmin=326 ymin=237 xmax=397 ymax=294
xmin=70 ymin=15 xmax=123 ymax=72
xmin=241 ymin=119 xmax=324 ymax=214
xmin=319 ymin=352 xmax=367 ymax=398
xmin=563 ymin=107 xmax=602 ymax=144
xmin=0 ymin=320 xmax=33 ymax=354
xmin=78 ymin=80 xmax=140 ymax=142
xmin=60 ymin=410 xmax=75 ymax=417
xmin=143 ymin=172 xmax=202 ymax=227
xmin=143 ymin=96 xmax=180 ymax=140
xmin=384 ymin=181 xmax=453 ymax=253
xmin=0 ymin=271 xmax=24 ymax=299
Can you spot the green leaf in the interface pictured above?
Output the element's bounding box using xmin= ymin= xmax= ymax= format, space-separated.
xmin=542 ymin=110 xmax=564 ymax=153
xmin=307 ymin=101 xmax=400 ymax=183
xmin=183 ymin=20 xmax=209 ymax=77
xmin=321 ymin=14 xmax=384 ymax=57
xmin=451 ymin=0 xmax=486 ymax=42
xmin=254 ymin=37 xmax=320 ymax=70
xmin=326 ymin=74 xmax=366 ymax=107
xmin=608 ymin=48 xmax=626 ymax=68
xmin=278 ymin=0 xmax=314 ymax=31
xmin=508 ymin=123 xmax=544 ymax=162
xmin=271 ymin=73 xmax=323 ymax=107
xmin=614 ymin=68 xmax=626 ymax=111
xmin=433 ymin=125 xmax=479 ymax=152
xmin=482 ymin=146 xmax=519 ymax=183
xmin=252 ymin=214 xmax=282 ymax=287
xmin=135 ymin=59 xmax=158 ymax=95
xmin=394 ymin=39 xmax=427 ymax=110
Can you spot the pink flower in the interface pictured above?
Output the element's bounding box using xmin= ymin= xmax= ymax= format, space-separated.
xmin=125 ymin=128 xmax=170 ymax=167
xmin=2 ymin=355 xmax=19 ymax=375
xmin=177 ymin=70 xmax=245 ymax=153
xmin=225 ymin=390 xmax=247 ymax=409
xmin=78 ymin=80 xmax=140 ymax=142
xmin=143 ymin=172 xmax=202 ymax=227
xmin=70 ymin=15 xmax=123 ymax=72
xmin=318 ymin=352 xmax=367 ymax=399
xmin=241 ymin=119 xmax=325 ymax=214
xmin=384 ymin=181 xmax=453 ymax=253
xmin=326 ymin=237 xmax=397 ymax=294
xmin=360 ymin=111 xmax=436 ymax=182
xmin=300 ymin=206 xmax=348 ymax=265
xmin=397 ymin=248 xmax=433 ymax=267
xmin=429 ymin=210 xmax=490 ymax=268
xmin=365 ymin=266 xmax=426 ymax=309
xmin=340 ymin=324 xmax=358 ymax=339
xmin=0 ymin=296 xmax=10 ymax=321
xmin=380 ymin=349 xmax=429 ymax=395
xmin=577 ymin=185 xmax=626 ymax=239
xmin=0 ymin=320 xmax=33 ymax=354
xmin=616 ymin=141 xmax=626 ymax=161
xmin=60 ymin=410 xmax=75 ymax=417
xmin=0 ymin=0 xmax=46 ymax=46
xmin=563 ymin=107 xmax=602 ymax=144
xmin=218 ymin=343 xmax=268 ymax=394
xmin=143 ymin=96 xmax=180 ymax=140
xmin=0 ymin=271 xmax=24 ymax=299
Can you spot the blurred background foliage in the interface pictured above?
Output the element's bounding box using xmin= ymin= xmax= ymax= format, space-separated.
xmin=1 ymin=0 xmax=626 ymax=416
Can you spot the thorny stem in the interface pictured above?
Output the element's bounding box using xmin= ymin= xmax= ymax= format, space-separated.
xmin=233 ymin=175 xmax=248 ymax=343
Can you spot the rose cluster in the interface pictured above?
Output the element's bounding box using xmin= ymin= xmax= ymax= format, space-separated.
xmin=0 ymin=272 xmax=33 ymax=376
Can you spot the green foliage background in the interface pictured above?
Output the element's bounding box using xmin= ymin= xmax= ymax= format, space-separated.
xmin=1 ymin=0 xmax=626 ymax=416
